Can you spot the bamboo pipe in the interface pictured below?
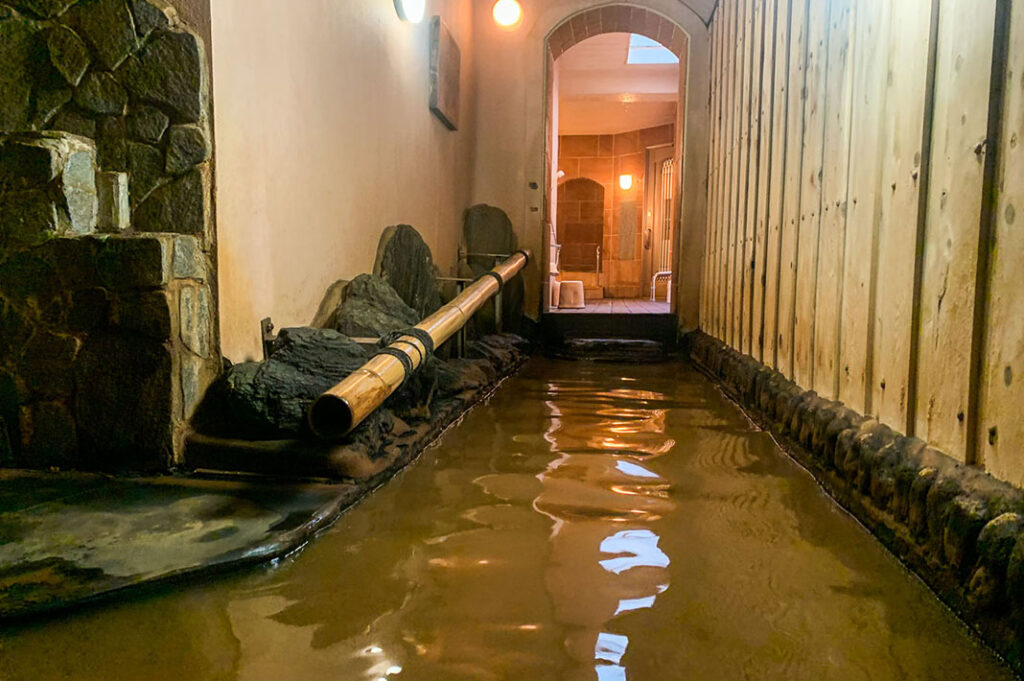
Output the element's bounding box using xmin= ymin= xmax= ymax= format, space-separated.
xmin=308 ymin=250 xmax=531 ymax=440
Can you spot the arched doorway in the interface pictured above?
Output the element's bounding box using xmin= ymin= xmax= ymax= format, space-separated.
xmin=544 ymin=5 xmax=689 ymax=319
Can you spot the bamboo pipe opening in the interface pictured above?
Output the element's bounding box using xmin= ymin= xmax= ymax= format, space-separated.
xmin=308 ymin=393 xmax=353 ymax=440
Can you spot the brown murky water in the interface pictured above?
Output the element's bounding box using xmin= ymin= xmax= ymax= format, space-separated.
xmin=0 ymin=359 xmax=1015 ymax=680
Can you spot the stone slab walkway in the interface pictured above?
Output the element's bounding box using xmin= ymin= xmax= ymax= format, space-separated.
xmin=0 ymin=470 xmax=363 ymax=620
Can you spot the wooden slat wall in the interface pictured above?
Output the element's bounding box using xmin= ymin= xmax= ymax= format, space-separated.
xmin=915 ymin=0 xmax=996 ymax=460
xmin=813 ymin=0 xmax=854 ymax=399
xmin=979 ymin=0 xmax=1024 ymax=484
xmin=701 ymin=0 xmax=1024 ymax=486
xmin=776 ymin=0 xmax=809 ymax=378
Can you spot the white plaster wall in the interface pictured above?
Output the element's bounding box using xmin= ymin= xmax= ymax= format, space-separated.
xmin=469 ymin=0 xmax=710 ymax=330
xmin=211 ymin=0 xmax=476 ymax=362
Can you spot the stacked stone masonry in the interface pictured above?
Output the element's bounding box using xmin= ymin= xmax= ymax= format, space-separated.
xmin=0 ymin=0 xmax=216 ymax=471
xmin=689 ymin=332 xmax=1024 ymax=670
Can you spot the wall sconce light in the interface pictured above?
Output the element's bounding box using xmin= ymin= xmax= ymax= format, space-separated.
xmin=619 ymin=174 xmax=634 ymax=191
xmin=394 ymin=0 xmax=426 ymax=23
xmin=492 ymin=0 xmax=523 ymax=28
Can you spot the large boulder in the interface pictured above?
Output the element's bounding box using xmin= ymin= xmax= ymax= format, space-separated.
xmin=195 ymin=327 xmax=394 ymax=454
xmin=332 ymin=273 xmax=418 ymax=338
xmin=462 ymin=204 xmax=525 ymax=334
xmin=373 ymin=224 xmax=442 ymax=319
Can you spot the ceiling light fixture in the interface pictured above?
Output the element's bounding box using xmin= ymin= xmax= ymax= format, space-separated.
xmin=394 ymin=0 xmax=425 ymax=23
xmin=492 ymin=0 xmax=523 ymax=28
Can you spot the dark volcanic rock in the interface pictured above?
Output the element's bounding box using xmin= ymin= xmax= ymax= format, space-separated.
xmin=126 ymin=104 xmax=168 ymax=143
xmin=0 ymin=17 xmax=38 ymax=130
xmin=198 ymin=328 xmax=393 ymax=452
xmin=164 ymin=123 xmax=208 ymax=173
xmin=133 ymin=167 xmax=204 ymax=233
xmin=126 ymin=140 xmax=163 ymax=204
xmin=74 ymin=71 xmax=128 ymax=115
xmin=49 ymin=107 xmax=97 ymax=138
xmin=462 ymin=204 xmax=525 ymax=334
xmin=96 ymin=115 xmax=127 ymax=169
xmin=7 ymin=0 xmax=75 ymax=18
xmin=131 ymin=0 xmax=175 ymax=38
xmin=332 ymin=274 xmax=419 ymax=338
xmin=47 ymin=25 xmax=91 ymax=87
xmin=74 ymin=331 xmax=173 ymax=469
xmin=122 ymin=29 xmax=203 ymax=123
xmin=66 ymin=0 xmax=139 ymax=70
xmin=374 ymin=224 xmax=442 ymax=319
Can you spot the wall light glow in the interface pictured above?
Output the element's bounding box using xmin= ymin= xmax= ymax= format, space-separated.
xmin=493 ymin=0 xmax=523 ymax=28
xmin=619 ymin=174 xmax=633 ymax=191
xmin=394 ymin=0 xmax=425 ymax=23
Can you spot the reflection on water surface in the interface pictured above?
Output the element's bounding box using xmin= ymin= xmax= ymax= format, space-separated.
xmin=0 ymin=359 xmax=1014 ymax=681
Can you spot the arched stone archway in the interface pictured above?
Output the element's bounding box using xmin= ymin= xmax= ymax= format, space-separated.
xmin=547 ymin=5 xmax=687 ymax=60
xmin=544 ymin=3 xmax=692 ymax=313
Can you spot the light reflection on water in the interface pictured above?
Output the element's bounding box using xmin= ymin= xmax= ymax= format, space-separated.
xmin=0 ymin=359 xmax=1016 ymax=681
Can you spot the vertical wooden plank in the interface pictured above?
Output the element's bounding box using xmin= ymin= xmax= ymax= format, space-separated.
xmin=777 ymin=0 xmax=809 ymax=379
xmin=838 ymin=0 xmax=891 ymax=415
xmin=752 ymin=0 xmax=778 ymax=362
xmin=731 ymin=0 xmax=753 ymax=350
xmin=793 ymin=0 xmax=829 ymax=389
xmin=915 ymin=0 xmax=997 ymax=461
xmin=813 ymin=0 xmax=855 ymax=399
xmin=719 ymin=0 xmax=739 ymax=342
xmin=742 ymin=0 xmax=766 ymax=357
xmin=763 ymin=0 xmax=793 ymax=370
xmin=872 ymin=0 xmax=936 ymax=431
xmin=714 ymin=6 xmax=729 ymax=342
xmin=702 ymin=10 xmax=721 ymax=332
xmin=979 ymin=0 xmax=1024 ymax=484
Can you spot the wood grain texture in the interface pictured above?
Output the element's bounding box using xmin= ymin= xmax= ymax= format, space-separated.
xmin=763 ymin=0 xmax=793 ymax=370
xmin=979 ymin=0 xmax=1024 ymax=484
xmin=793 ymin=0 xmax=829 ymax=389
xmin=813 ymin=0 xmax=854 ymax=399
xmin=838 ymin=0 xmax=891 ymax=414
xmin=871 ymin=0 xmax=934 ymax=431
xmin=915 ymin=0 xmax=996 ymax=461
xmin=776 ymin=0 xmax=809 ymax=379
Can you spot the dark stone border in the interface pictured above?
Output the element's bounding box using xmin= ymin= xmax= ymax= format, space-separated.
xmin=688 ymin=331 xmax=1024 ymax=673
xmin=1 ymin=352 xmax=528 ymax=622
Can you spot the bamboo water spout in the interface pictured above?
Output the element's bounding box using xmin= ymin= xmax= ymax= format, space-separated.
xmin=308 ymin=250 xmax=531 ymax=440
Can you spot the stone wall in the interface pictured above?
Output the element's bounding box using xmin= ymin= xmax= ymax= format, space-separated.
xmin=557 ymin=123 xmax=674 ymax=298
xmin=689 ymin=331 xmax=1024 ymax=669
xmin=0 ymin=0 xmax=218 ymax=471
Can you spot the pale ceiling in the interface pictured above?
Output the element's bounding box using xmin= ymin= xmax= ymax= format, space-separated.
xmin=557 ymin=32 xmax=679 ymax=136
xmin=682 ymin=0 xmax=718 ymax=24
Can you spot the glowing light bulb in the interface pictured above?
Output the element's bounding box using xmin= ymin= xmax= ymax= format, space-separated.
xmin=394 ymin=0 xmax=425 ymax=23
xmin=492 ymin=0 xmax=523 ymax=27
xmin=619 ymin=174 xmax=633 ymax=191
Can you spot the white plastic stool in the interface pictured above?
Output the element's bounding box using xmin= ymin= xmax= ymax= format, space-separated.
xmin=558 ymin=280 xmax=585 ymax=309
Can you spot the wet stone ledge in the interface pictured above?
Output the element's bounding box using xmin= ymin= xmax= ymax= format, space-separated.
xmin=688 ymin=331 xmax=1024 ymax=671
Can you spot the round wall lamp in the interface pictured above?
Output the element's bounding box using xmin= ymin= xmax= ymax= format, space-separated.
xmin=394 ymin=0 xmax=426 ymax=23
xmin=492 ymin=0 xmax=523 ymax=28
xmin=619 ymin=174 xmax=634 ymax=191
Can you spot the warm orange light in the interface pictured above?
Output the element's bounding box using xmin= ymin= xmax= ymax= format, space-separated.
xmin=492 ymin=0 xmax=523 ymax=27
xmin=619 ymin=174 xmax=634 ymax=191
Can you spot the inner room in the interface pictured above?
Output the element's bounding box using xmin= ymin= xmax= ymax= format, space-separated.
xmin=549 ymin=32 xmax=681 ymax=314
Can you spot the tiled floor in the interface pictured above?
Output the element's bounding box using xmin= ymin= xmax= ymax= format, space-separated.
xmin=550 ymin=298 xmax=671 ymax=314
